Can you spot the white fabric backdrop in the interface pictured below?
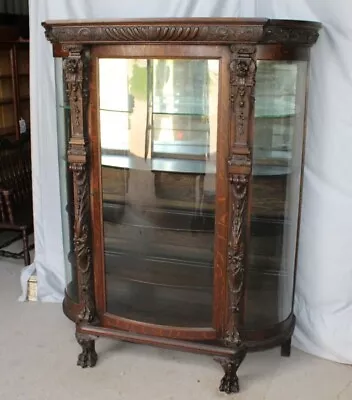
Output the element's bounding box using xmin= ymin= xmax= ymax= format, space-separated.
xmin=254 ymin=0 xmax=352 ymax=365
xmin=26 ymin=0 xmax=352 ymax=363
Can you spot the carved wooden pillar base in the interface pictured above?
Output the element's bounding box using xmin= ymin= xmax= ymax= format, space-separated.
xmin=216 ymin=344 xmax=247 ymax=394
xmin=76 ymin=332 xmax=98 ymax=368
xmin=281 ymin=337 xmax=292 ymax=357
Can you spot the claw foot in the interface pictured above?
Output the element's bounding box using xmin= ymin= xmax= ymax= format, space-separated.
xmin=219 ymin=366 xmax=239 ymax=394
xmin=217 ymin=344 xmax=247 ymax=394
xmin=76 ymin=333 xmax=98 ymax=368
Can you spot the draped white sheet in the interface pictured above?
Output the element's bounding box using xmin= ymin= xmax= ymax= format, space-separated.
xmin=26 ymin=0 xmax=352 ymax=363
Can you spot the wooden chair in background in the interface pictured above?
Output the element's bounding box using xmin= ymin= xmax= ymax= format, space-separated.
xmin=0 ymin=133 xmax=33 ymax=266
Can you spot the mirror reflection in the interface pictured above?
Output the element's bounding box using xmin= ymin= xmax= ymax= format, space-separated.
xmin=98 ymin=58 xmax=219 ymax=327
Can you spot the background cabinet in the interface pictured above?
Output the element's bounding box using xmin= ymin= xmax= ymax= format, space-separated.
xmin=0 ymin=26 xmax=29 ymax=141
xmin=44 ymin=18 xmax=320 ymax=394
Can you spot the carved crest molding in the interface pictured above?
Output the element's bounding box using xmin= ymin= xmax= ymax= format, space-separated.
xmin=42 ymin=19 xmax=320 ymax=46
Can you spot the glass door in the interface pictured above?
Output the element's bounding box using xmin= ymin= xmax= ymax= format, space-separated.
xmin=97 ymin=57 xmax=219 ymax=328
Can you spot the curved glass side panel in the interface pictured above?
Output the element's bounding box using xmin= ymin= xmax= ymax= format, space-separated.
xmin=55 ymin=58 xmax=77 ymax=302
xmin=99 ymin=58 xmax=219 ymax=327
xmin=244 ymin=60 xmax=308 ymax=329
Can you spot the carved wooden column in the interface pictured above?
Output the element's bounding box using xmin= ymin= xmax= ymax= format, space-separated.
xmin=63 ymin=45 xmax=98 ymax=367
xmin=219 ymin=44 xmax=258 ymax=394
xmin=63 ymin=45 xmax=95 ymax=323
xmin=226 ymin=44 xmax=257 ymax=344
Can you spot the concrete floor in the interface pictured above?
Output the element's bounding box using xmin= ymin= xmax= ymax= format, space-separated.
xmin=1 ymin=257 xmax=352 ymax=400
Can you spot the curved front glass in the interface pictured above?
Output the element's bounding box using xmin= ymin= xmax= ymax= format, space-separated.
xmin=99 ymin=58 xmax=219 ymax=327
xmin=244 ymin=60 xmax=308 ymax=329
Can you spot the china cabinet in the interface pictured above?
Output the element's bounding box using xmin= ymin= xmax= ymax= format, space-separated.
xmin=43 ymin=18 xmax=320 ymax=394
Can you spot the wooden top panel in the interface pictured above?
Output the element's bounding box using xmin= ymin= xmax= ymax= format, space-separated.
xmin=42 ymin=18 xmax=321 ymax=46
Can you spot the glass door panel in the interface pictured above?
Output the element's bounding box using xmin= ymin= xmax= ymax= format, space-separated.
xmin=245 ymin=60 xmax=308 ymax=329
xmin=98 ymin=58 xmax=219 ymax=327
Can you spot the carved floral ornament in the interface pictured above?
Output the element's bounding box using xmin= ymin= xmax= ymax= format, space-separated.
xmin=42 ymin=20 xmax=320 ymax=46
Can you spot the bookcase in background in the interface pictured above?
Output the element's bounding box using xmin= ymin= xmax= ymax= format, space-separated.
xmin=0 ymin=25 xmax=29 ymax=141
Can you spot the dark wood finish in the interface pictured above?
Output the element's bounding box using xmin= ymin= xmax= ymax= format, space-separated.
xmin=63 ymin=45 xmax=98 ymax=325
xmin=281 ymin=337 xmax=292 ymax=357
xmin=78 ymin=323 xmax=235 ymax=356
xmin=63 ymin=292 xmax=296 ymax=351
xmin=0 ymin=27 xmax=29 ymax=141
xmin=62 ymin=290 xmax=81 ymax=321
xmin=44 ymin=18 xmax=321 ymax=395
xmin=42 ymin=18 xmax=320 ymax=46
xmin=90 ymin=44 xmax=228 ymax=340
xmin=104 ymin=312 xmax=216 ymax=341
xmin=217 ymin=345 xmax=247 ymax=393
xmin=0 ymin=133 xmax=33 ymax=265
xmin=257 ymin=44 xmax=310 ymax=61
xmin=76 ymin=331 xmax=98 ymax=368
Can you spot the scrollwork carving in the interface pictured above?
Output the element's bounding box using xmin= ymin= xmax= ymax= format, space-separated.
xmin=43 ymin=19 xmax=320 ymax=46
xmin=225 ymin=175 xmax=248 ymax=345
xmin=229 ymin=45 xmax=256 ymax=139
xmin=63 ymin=46 xmax=97 ymax=325
xmin=63 ymin=46 xmax=84 ymax=138
xmin=43 ymin=23 xmax=264 ymax=44
xmin=71 ymin=164 xmax=96 ymax=324
xmin=225 ymin=44 xmax=256 ymax=346
xmin=262 ymin=25 xmax=319 ymax=45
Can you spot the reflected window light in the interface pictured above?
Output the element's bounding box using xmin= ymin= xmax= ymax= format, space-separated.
xmin=98 ymin=58 xmax=219 ymax=161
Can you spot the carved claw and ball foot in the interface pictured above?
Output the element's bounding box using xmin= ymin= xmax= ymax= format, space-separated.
xmin=76 ymin=332 xmax=98 ymax=368
xmin=217 ymin=345 xmax=247 ymax=394
xmin=281 ymin=337 xmax=291 ymax=357
xmin=219 ymin=361 xmax=240 ymax=394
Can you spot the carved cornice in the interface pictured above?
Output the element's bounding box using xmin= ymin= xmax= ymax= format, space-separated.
xmin=262 ymin=24 xmax=320 ymax=45
xmin=44 ymin=24 xmax=263 ymax=44
xmin=42 ymin=19 xmax=320 ymax=46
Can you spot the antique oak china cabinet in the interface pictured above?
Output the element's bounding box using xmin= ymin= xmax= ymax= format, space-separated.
xmin=43 ymin=18 xmax=320 ymax=394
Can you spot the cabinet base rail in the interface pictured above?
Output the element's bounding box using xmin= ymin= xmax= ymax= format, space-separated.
xmin=76 ymin=323 xmax=247 ymax=394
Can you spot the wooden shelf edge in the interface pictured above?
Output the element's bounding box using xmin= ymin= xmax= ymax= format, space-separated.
xmin=0 ymin=126 xmax=16 ymax=136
